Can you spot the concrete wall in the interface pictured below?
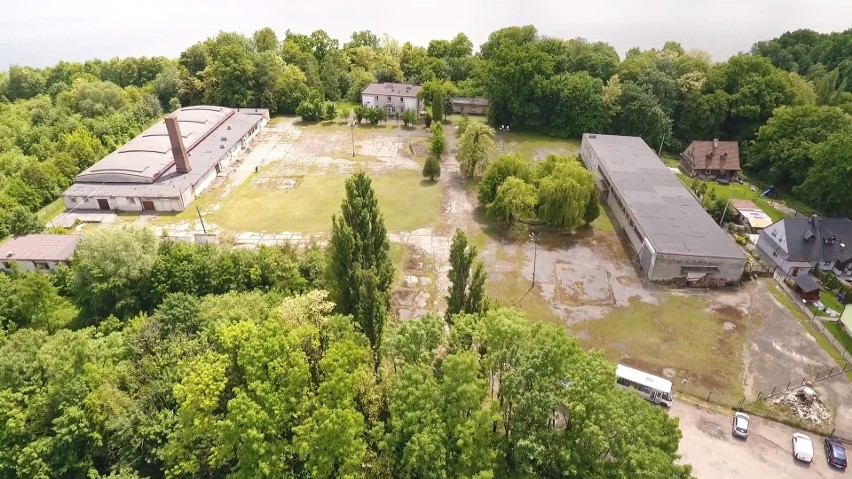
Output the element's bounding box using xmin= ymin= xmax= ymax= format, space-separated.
xmin=361 ymin=93 xmax=420 ymax=114
xmin=648 ymin=252 xmax=747 ymax=283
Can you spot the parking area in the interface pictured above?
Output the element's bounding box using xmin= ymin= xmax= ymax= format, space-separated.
xmin=674 ymin=400 xmax=847 ymax=478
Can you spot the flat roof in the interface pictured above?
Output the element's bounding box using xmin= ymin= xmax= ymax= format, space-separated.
xmin=616 ymin=364 xmax=672 ymax=393
xmin=360 ymin=82 xmax=421 ymax=98
xmin=584 ymin=134 xmax=745 ymax=260
xmin=1 ymin=234 xmax=82 ymax=261
xmin=65 ymin=106 xmax=267 ymax=199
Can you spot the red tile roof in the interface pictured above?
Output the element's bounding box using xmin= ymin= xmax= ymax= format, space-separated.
xmin=683 ymin=140 xmax=741 ymax=171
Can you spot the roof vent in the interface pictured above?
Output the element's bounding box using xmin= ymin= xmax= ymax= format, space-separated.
xmin=227 ymin=125 xmax=232 ymax=130
xmin=221 ymin=136 xmax=227 ymax=141
xmin=5 ymin=252 xmax=12 ymax=258
xmin=220 ymin=144 xmax=225 ymax=149
xmin=803 ymin=228 xmax=815 ymax=241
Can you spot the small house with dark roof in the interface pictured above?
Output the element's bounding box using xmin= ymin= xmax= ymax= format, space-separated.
xmin=680 ymin=139 xmax=741 ymax=181
xmin=756 ymin=216 xmax=852 ymax=279
xmin=0 ymin=234 xmax=82 ymax=273
xmin=793 ymin=273 xmax=821 ymax=301
xmin=360 ymin=83 xmax=423 ymax=116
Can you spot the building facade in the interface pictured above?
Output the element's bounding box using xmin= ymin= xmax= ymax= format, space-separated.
xmin=360 ymin=83 xmax=422 ymax=115
xmin=450 ymin=97 xmax=489 ymax=115
xmin=62 ymin=106 xmax=268 ymax=212
xmin=581 ymin=134 xmax=746 ymax=284
xmin=0 ymin=234 xmax=82 ymax=273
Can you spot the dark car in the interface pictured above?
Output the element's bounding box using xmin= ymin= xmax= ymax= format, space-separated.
xmin=824 ymin=437 xmax=847 ymax=470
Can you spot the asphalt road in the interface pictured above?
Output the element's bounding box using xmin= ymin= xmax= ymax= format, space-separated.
xmin=673 ymin=400 xmax=848 ymax=478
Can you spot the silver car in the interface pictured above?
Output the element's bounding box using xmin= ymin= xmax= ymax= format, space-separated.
xmin=732 ymin=412 xmax=749 ymax=438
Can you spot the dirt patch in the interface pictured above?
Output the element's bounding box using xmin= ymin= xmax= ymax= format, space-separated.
xmin=410 ymin=141 xmax=428 ymax=157
xmin=698 ymin=419 xmax=727 ymax=439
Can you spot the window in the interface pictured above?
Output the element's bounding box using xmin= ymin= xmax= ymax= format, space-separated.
xmin=375 ymin=96 xmax=378 ymax=101
xmin=387 ymin=96 xmax=391 ymax=101
xmin=69 ymin=196 xmax=77 ymax=203
xmin=34 ymin=262 xmax=49 ymax=270
xmin=126 ymin=197 xmax=136 ymax=204
xmin=1 ymin=262 xmax=10 ymax=269
xmin=400 ymin=97 xmax=404 ymax=103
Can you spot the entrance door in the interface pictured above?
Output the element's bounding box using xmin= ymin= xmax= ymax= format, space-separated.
xmin=97 ymin=199 xmax=110 ymax=210
xmin=142 ymin=201 xmax=155 ymax=211
xmin=649 ymin=391 xmax=659 ymax=404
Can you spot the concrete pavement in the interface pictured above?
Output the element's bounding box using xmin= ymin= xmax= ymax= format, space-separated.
xmin=673 ymin=400 xmax=847 ymax=478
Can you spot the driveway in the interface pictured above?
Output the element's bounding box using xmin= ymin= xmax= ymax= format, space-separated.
xmin=674 ymin=400 xmax=847 ymax=478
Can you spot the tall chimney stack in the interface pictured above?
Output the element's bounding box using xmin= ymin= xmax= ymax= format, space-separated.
xmin=164 ymin=116 xmax=191 ymax=174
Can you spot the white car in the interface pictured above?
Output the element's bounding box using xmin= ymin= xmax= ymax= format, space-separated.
xmin=792 ymin=432 xmax=814 ymax=463
xmin=732 ymin=412 xmax=749 ymax=438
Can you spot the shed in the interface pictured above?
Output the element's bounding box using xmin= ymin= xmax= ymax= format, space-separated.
xmin=450 ymin=97 xmax=489 ymax=115
xmin=793 ymin=273 xmax=821 ymax=302
xmin=730 ymin=199 xmax=772 ymax=230
xmin=841 ymin=307 xmax=852 ymax=334
xmin=0 ymin=234 xmax=82 ymax=272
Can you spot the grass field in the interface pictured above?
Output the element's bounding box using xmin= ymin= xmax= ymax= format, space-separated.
xmin=210 ymin=169 xmax=442 ymax=234
xmin=501 ymin=131 xmax=581 ymax=159
xmin=676 ymin=174 xmax=788 ymax=222
xmin=825 ymin=322 xmax=852 ymax=356
xmin=570 ymin=294 xmax=747 ymax=402
xmin=37 ymin=199 xmax=66 ymax=226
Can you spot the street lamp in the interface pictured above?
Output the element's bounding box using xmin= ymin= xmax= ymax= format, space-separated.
xmin=529 ymin=231 xmax=539 ymax=286
xmin=499 ymin=124 xmax=510 ymax=154
xmin=347 ymin=120 xmax=357 ymax=157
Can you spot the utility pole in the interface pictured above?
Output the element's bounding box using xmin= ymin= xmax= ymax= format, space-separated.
xmin=499 ymin=124 xmax=510 ymax=154
xmin=529 ymin=231 xmax=539 ymax=286
xmin=195 ymin=205 xmax=207 ymax=234
xmin=348 ymin=120 xmax=357 ymax=157
xmin=719 ymin=194 xmax=731 ymax=226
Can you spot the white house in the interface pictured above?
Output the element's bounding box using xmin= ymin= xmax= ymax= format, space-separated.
xmin=0 ymin=234 xmax=82 ymax=273
xmin=360 ymin=83 xmax=423 ymax=115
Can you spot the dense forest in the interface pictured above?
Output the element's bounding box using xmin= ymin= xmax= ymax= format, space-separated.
xmin=1 ymin=24 xmax=852 ymax=478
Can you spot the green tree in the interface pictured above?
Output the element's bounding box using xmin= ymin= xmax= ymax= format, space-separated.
xmin=431 ymin=89 xmax=445 ymax=123
xmin=795 ymin=132 xmax=852 ymax=216
xmin=430 ymin=121 xmax=445 ymax=156
xmin=327 ymin=172 xmax=394 ymax=363
xmin=70 ymin=226 xmax=159 ymax=320
xmin=535 ymin=155 xmax=597 ymax=228
xmin=6 ymin=205 xmax=42 ymax=236
xmin=446 ymin=230 xmax=488 ymax=319
xmin=612 ymin=81 xmax=671 ymax=150
xmin=401 ymin=108 xmax=417 ymax=127
xmin=746 ymin=104 xmax=852 ymax=186
xmin=252 ymin=27 xmax=279 ymax=52
xmin=478 ymin=153 xmax=534 ymax=205
xmin=457 ymin=122 xmax=495 ymax=177
xmin=486 ymin=177 xmax=538 ymax=224
xmin=541 ymin=72 xmax=610 ymax=138
xmin=422 ymin=155 xmax=441 ymax=181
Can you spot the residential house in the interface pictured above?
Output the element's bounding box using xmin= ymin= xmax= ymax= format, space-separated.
xmin=756 ymin=216 xmax=852 ymax=278
xmin=0 ymin=234 xmax=82 ymax=273
xmin=680 ymin=139 xmax=741 ymax=182
xmin=360 ymin=83 xmax=423 ymax=116
xmin=450 ymin=97 xmax=489 ymax=115
xmin=730 ymin=200 xmax=772 ymax=230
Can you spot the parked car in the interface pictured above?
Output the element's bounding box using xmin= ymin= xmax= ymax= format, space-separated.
xmin=731 ymin=412 xmax=749 ymax=438
xmin=824 ymin=437 xmax=847 ymax=470
xmin=792 ymin=433 xmax=814 ymax=463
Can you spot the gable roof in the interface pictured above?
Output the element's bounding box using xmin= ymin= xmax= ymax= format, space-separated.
xmin=1 ymin=234 xmax=82 ymax=262
xmin=794 ymin=273 xmax=821 ymax=293
xmin=360 ymin=82 xmax=421 ymax=98
xmin=775 ymin=216 xmax=852 ymax=263
xmin=682 ymin=140 xmax=741 ymax=171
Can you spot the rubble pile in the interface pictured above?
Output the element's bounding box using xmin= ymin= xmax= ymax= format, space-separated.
xmin=770 ymin=386 xmax=831 ymax=425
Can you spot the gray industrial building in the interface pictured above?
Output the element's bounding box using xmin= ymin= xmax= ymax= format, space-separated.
xmin=580 ymin=134 xmax=746 ymax=284
xmin=62 ymin=105 xmax=269 ymax=212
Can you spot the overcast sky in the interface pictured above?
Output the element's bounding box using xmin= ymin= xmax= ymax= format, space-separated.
xmin=1 ymin=0 xmax=850 ymax=69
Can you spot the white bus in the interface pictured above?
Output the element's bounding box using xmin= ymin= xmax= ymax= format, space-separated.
xmin=615 ymin=364 xmax=673 ymax=408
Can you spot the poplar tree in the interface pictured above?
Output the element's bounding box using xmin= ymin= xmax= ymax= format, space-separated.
xmin=328 ymin=171 xmax=394 ymax=363
xmin=446 ymin=230 xmax=487 ymax=320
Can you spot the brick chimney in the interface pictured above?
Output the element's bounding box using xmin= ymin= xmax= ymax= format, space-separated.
xmin=164 ymin=116 xmax=191 ymax=174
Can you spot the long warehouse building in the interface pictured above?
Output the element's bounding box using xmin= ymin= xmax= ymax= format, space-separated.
xmin=62 ymin=105 xmax=268 ymax=212
xmin=580 ymin=133 xmax=746 ymax=284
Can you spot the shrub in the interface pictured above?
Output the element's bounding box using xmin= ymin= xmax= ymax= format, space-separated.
xmin=422 ymin=155 xmax=441 ymax=181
